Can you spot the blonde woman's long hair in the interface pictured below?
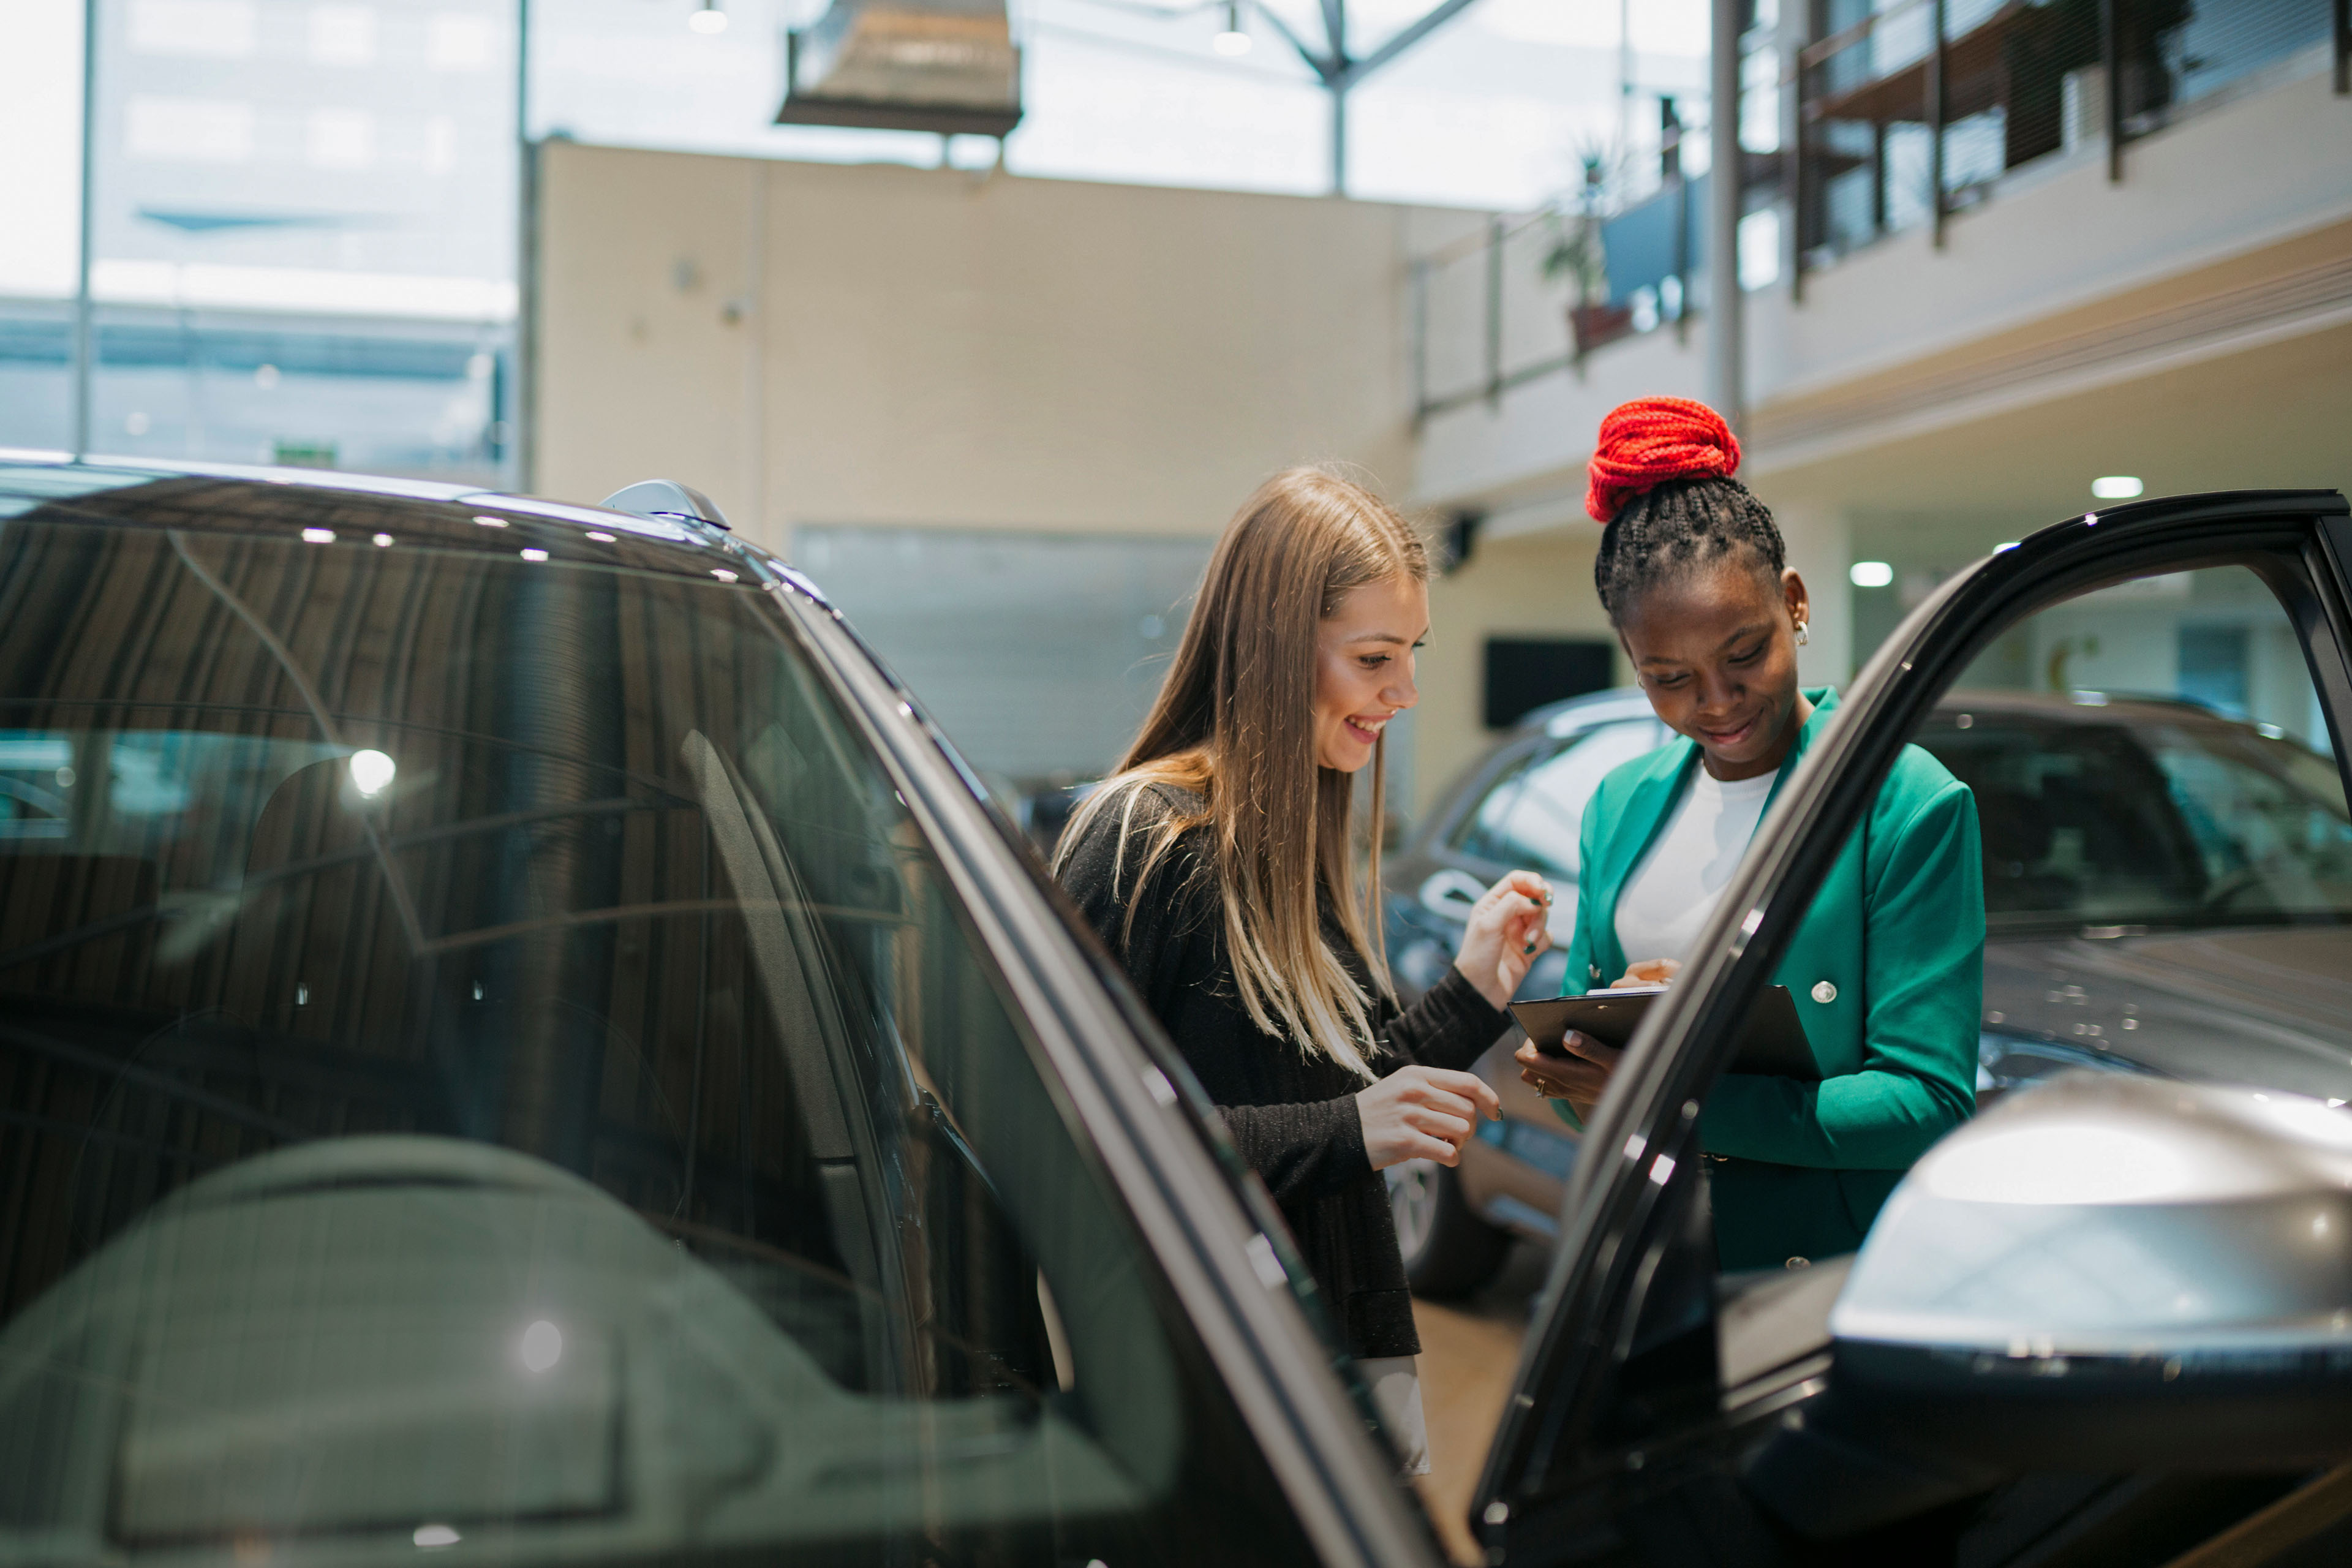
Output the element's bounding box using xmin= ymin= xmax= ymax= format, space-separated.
xmin=1057 ymin=467 xmax=1430 ymax=1079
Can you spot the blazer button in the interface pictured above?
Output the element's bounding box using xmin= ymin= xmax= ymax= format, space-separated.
xmin=1811 ymin=981 xmax=1838 ymax=1005
xmin=1785 ymin=1256 xmax=1812 ymax=1271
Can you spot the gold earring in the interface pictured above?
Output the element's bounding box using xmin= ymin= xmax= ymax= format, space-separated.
xmin=1795 ymin=621 xmax=1810 ymax=646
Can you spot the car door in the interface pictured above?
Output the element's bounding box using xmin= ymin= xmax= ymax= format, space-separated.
xmin=1471 ymin=489 xmax=2352 ymax=1567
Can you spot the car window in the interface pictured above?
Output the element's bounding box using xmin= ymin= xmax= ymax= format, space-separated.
xmin=0 ymin=508 xmax=1315 ymax=1566
xmin=1918 ymin=565 xmax=2352 ymax=935
xmin=1450 ymin=717 xmax=1666 ymax=878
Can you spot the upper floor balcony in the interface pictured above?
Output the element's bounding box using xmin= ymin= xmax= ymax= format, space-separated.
xmin=1408 ymin=0 xmax=2352 ymax=524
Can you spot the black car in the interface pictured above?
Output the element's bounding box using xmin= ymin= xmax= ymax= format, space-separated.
xmin=1383 ymin=679 xmax=2352 ymax=1299
xmin=2 ymin=457 xmax=2350 ymax=1567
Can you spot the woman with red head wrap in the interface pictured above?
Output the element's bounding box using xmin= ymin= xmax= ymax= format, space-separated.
xmin=1515 ymin=397 xmax=1985 ymax=1272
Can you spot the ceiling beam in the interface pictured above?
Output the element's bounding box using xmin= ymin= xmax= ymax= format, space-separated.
xmin=1335 ymin=0 xmax=1479 ymax=88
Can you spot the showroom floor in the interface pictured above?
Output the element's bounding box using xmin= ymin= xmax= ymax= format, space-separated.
xmin=1411 ymin=1242 xmax=1549 ymax=1565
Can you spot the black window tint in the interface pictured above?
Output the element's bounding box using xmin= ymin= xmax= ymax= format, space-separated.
xmin=0 ymin=505 xmax=1314 ymax=1566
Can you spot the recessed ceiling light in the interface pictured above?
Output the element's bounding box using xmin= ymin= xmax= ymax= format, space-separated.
xmin=372 ymin=532 xmax=394 ymax=546
xmin=2092 ymin=475 xmax=2143 ymax=499
xmin=520 ymin=548 xmax=548 ymax=562
xmin=711 ymin=568 xmax=739 ymax=582
xmin=301 ymin=527 xmax=334 ymax=543
xmin=473 ymin=514 xmax=508 ymax=527
xmin=586 ymin=530 xmax=615 ymax=543
xmin=1849 ymin=560 xmax=1894 ymax=588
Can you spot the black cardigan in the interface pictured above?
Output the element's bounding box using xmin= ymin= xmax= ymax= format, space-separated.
xmin=1058 ymin=784 xmax=1511 ymax=1359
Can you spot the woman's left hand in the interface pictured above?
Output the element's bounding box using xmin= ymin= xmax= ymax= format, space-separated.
xmin=1514 ymin=1031 xmax=1621 ymax=1118
xmin=1453 ymin=870 xmax=1554 ymax=1011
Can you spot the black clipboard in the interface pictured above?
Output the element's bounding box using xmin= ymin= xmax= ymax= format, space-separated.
xmin=1509 ymin=984 xmax=1820 ymax=1080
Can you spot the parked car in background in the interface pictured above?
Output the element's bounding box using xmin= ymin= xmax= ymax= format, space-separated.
xmin=1384 ymin=684 xmax=2352 ymax=1298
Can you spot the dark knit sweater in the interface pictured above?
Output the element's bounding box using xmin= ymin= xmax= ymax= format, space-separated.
xmin=1058 ymin=783 xmax=1512 ymax=1358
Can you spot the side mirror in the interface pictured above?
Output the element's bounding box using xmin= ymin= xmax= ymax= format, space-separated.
xmin=1830 ymin=1072 xmax=2352 ymax=1471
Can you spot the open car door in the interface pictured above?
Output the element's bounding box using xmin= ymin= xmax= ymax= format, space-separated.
xmin=1472 ymin=489 xmax=2352 ymax=1567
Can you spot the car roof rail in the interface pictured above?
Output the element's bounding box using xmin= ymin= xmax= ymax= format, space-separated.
xmin=600 ymin=478 xmax=731 ymax=532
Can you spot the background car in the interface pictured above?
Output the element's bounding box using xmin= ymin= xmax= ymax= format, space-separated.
xmin=1382 ymin=684 xmax=2352 ymax=1298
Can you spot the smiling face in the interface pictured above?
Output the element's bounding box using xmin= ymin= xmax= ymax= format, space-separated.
xmin=1313 ymin=574 xmax=1428 ymax=773
xmin=1618 ymin=560 xmax=1813 ymax=780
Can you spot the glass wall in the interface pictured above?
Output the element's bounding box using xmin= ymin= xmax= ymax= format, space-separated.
xmin=0 ymin=0 xmax=518 ymax=481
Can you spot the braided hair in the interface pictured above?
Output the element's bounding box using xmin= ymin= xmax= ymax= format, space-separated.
xmin=1583 ymin=397 xmax=1785 ymax=622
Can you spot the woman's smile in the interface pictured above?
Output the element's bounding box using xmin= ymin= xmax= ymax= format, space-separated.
xmin=1694 ymin=707 xmax=1767 ymax=752
xmin=1314 ymin=574 xmax=1426 ymax=773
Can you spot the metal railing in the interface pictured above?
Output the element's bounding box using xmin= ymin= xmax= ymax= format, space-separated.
xmin=1794 ymin=0 xmax=2345 ymax=283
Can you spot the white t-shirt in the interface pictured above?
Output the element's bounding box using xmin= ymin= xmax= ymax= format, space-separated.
xmin=1611 ymin=767 xmax=1779 ymax=970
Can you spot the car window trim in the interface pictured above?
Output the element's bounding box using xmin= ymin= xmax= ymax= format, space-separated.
xmin=756 ymin=571 xmax=1445 ymax=1568
xmin=1474 ymin=489 xmax=2352 ymax=1549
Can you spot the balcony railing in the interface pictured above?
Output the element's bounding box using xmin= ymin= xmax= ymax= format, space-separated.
xmin=1794 ymin=0 xmax=2346 ymax=281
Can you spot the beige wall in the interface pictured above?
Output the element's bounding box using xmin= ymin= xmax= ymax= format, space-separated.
xmin=1415 ymin=526 xmax=1623 ymax=816
xmin=536 ymin=141 xmax=1426 ymax=549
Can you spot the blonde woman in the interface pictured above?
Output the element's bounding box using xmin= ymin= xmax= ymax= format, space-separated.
xmin=1055 ymin=469 xmax=1552 ymax=1474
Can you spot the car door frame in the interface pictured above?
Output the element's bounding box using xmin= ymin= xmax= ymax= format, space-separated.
xmin=1472 ymin=489 xmax=2352 ymax=1564
xmin=750 ymin=560 xmax=1447 ymax=1568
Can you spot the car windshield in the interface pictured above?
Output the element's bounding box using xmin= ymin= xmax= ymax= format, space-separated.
xmin=1916 ymin=701 xmax=2352 ymax=935
xmin=0 ymin=498 xmax=1314 ymax=1566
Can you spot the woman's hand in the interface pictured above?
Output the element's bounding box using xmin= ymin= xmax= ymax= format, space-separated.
xmin=1514 ymin=1031 xmax=1623 ymax=1120
xmin=1453 ymin=870 xmax=1555 ymax=1011
xmin=1355 ymin=1065 xmax=1501 ymax=1170
xmin=1614 ymin=957 xmax=1681 ymax=987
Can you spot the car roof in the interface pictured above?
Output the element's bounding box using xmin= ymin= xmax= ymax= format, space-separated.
xmin=0 ymin=450 xmax=766 ymax=584
xmin=1511 ymin=688 xmax=1658 ymax=737
xmin=1506 ymin=685 xmax=2253 ymax=742
xmin=1934 ymin=688 xmax=2255 ymax=726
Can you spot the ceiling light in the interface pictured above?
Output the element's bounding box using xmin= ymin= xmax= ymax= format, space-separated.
xmin=2092 ymin=475 xmax=2143 ymax=499
xmin=688 ymin=4 xmax=726 ymax=33
xmin=1212 ymin=2 xmax=1250 ymax=54
xmin=519 ymin=1319 xmax=563 ymax=1373
xmin=349 ymin=748 xmax=396 ymax=796
xmin=473 ymin=514 xmax=508 ymax=527
xmin=1849 ymin=560 xmax=1894 ymax=588
xmin=372 ymin=532 xmax=394 ymax=546
xmin=301 ymin=527 xmax=334 ymax=544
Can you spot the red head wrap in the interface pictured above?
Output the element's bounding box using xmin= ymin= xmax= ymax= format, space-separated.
xmin=1584 ymin=396 xmax=1741 ymax=523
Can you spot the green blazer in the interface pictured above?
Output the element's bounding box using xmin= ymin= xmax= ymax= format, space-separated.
xmin=1553 ymin=688 xmax=1983 ymax=1271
